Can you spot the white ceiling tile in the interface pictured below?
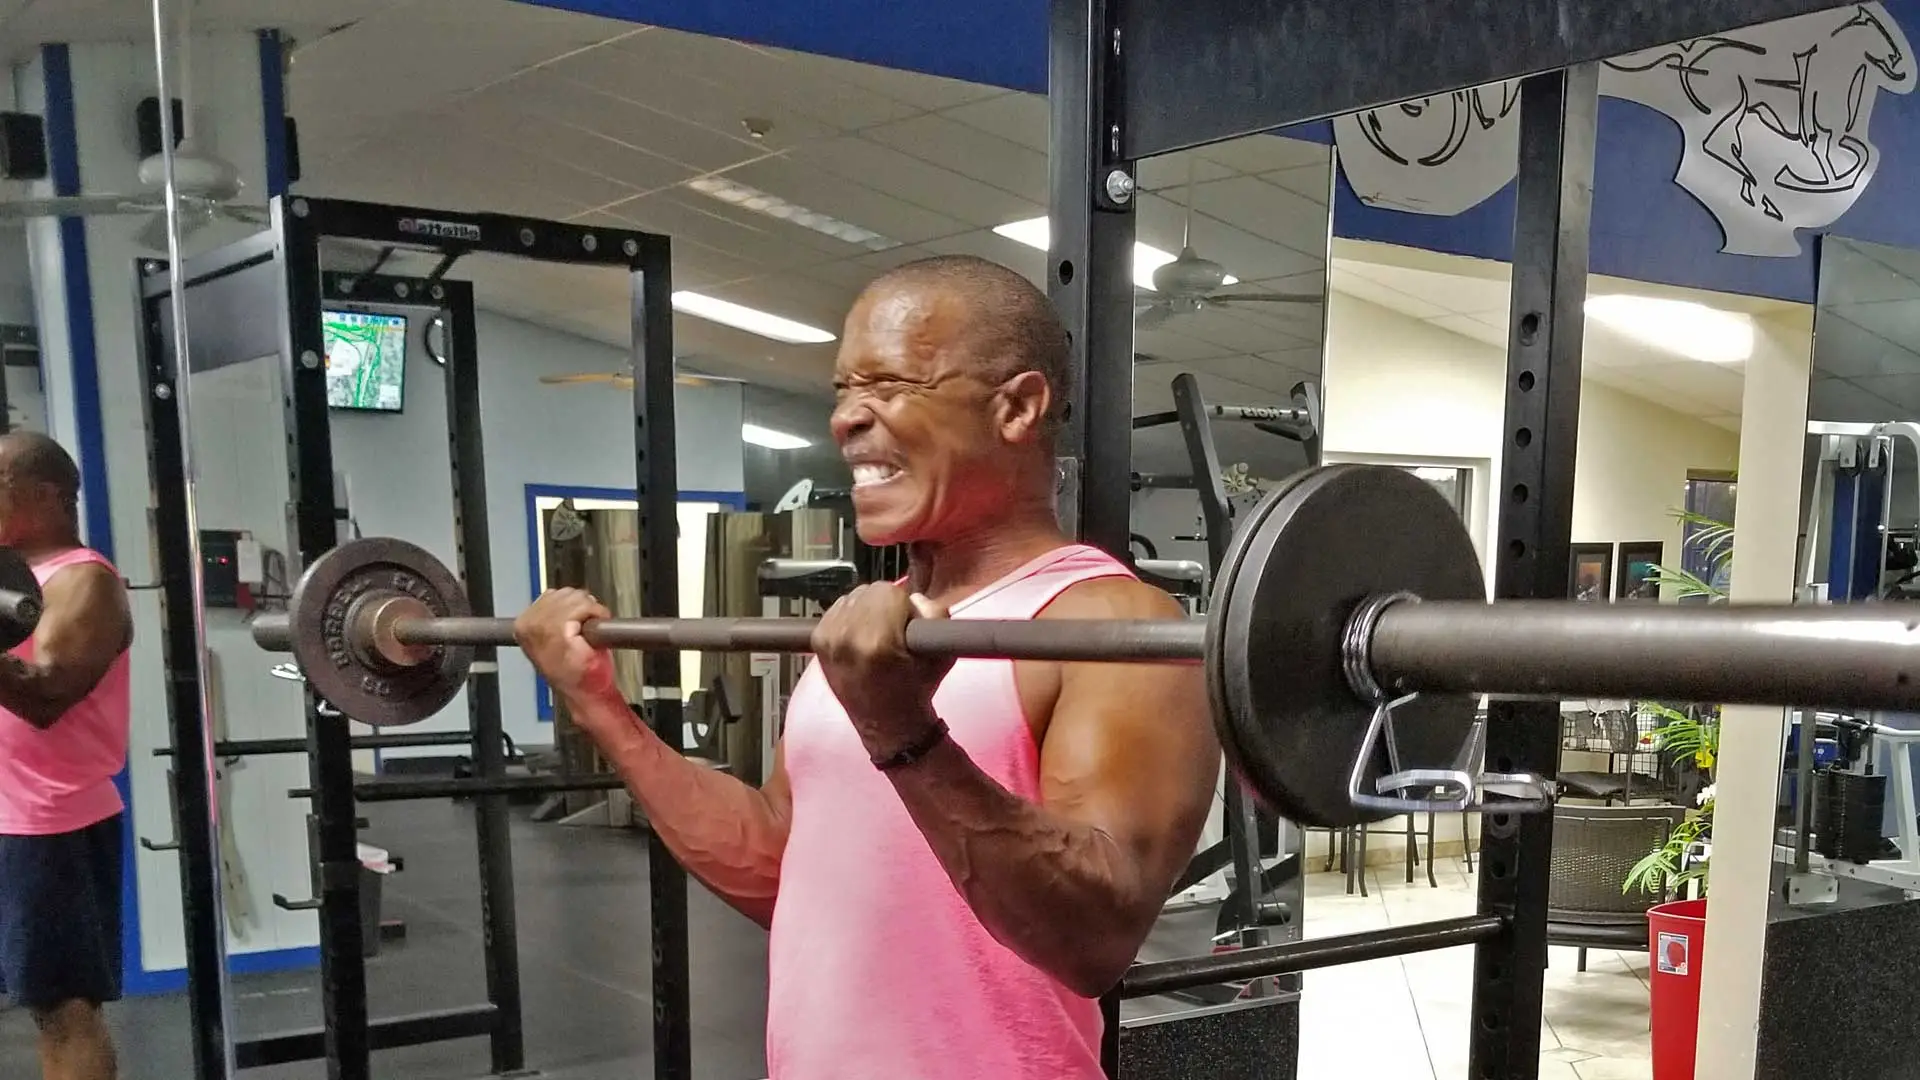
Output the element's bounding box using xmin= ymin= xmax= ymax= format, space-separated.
xmin=1330 ymin=273 xmax=1452 ymax=319
xmin=554 ymin=43 xmax=847 ymax=149
xmin=1261 ymin=164 xmax=1335 ymax=204
xmin=1847 ymin=373 xmax=1920 ymax=412
xmin=784 ymin=135 xmax=1033 ymax=234
xmin=775 ymin=51 xmax=1002 ymax=112
xmin=1340 ymin=261 xmax=1511 ymax=316
xmin=1429 ymin=314 xmax=1508 ymax=349
xmin=1822 ymin=297 xmax=1920 ymax=352
xmin=596 ymin=191 xmax=845 ymax=269
xmin=861 ymin=112 xmax=1049 ymax=205
xmin=1197 ymin=134 xmax=1332 ymax=176
xmin=489 ymin=70 xmax=773 ymax=174
xmin=914 ymin=230 xmax=1049 ymax=285
xmin=1187 ymin=354 xmax=1322 ymax=394
xmin=1131 ymin=193 xmax=1324 ymax=287
xmin=725 ymin=154 xmax=979 ymax=245
xmin=1631 ymin=360 xmax=1747 ymax=413
xmin=1164 ymin=310 xmax=1317 ymax=356
xmin=1821 ymin=248 xmax=1920 ymax=305
xmin=1186 ymin=175 xmax=1334 ymax=254
xmin=1133 ymin=329 xmax=1241 ymax=364
xmin=1136 ymin=152 xmax=1240 ymax=194
xmin=940 ymin=92 xmax=1049 ymax=152
xmin=1812 ymin=310 xmax=1920 ymax=379
xmin=1808 ymin=377 xmax=1905 ymax=423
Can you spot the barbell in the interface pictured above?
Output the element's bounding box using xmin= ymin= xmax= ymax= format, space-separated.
xmin=250 ymin=464 xmax=1920 ymax=829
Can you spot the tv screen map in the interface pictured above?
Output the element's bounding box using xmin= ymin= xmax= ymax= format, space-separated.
xmin=323 ymin=311 xmax=407 ymax=411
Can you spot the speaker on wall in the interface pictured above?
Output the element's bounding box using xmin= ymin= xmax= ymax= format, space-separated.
xmin=135 ymin=96 xmax=185 ymax=159
xmin=0 ymin=112 xmax=47 ymax=180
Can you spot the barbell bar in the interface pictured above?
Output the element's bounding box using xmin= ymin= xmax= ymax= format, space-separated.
xmin=249 ymin=464 xmax=1920 ymax=829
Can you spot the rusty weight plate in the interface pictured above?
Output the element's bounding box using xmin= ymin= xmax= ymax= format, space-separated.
xmin=288 ymin=537 xmax=472 ymax=726
xmin=1207 ymin=464 xmax=1485 ymax=828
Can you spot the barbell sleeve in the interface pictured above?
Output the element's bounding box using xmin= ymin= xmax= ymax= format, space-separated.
xmin=1362 ymin=600 xmax=1920 ymax=710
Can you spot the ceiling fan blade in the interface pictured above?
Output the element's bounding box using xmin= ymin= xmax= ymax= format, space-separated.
xmin=1134 ymin=303 xmax=1177 ymax=330
xmin=1207 ymin=292 xmax=1323 ymax=304
xmin=540 ymin=372 xmax=629 ymax=385
xmin=0 ymin=195 xmax=147 ymax=220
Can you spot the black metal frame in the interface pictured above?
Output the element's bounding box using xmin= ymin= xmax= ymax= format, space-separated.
xmin=137 ymin=196 xmax=685 ymax=1080
xmin=1042 ymin=0 xmax=1835 ymax=1075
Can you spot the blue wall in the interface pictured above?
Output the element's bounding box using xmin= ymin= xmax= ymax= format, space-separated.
xmin=521 ymin=0 xmax=1920 ymax=303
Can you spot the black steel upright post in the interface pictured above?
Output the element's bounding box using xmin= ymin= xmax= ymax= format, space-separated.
xmin=441 ymin=285 xmax=525 ymax=1075
xmin=1469 ymin=66 xmax=1598 ymax=1080
xmin=138 ymin=269 xmax=232 ymax=1080
xmin=629 ymin=239 xmax=690 ymax=1080
xmin=277 ymin=198 xmax=371 ymax=1080
xmin=1049 ymin=0 xmax=1137 ymax=1072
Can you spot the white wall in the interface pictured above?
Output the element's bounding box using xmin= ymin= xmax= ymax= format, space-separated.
xmin=1319 ymin=294 xmax=1741 ymax=589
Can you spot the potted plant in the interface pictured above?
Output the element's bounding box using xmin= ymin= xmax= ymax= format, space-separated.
xmin=1624 ymin=507 xmax=1731 ymax=1080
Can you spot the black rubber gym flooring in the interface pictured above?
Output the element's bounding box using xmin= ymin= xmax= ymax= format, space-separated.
xmin=0 ymin=796 xmax=1221 ymax=1079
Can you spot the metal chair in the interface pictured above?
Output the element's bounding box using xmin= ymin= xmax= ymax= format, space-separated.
xmin=1546 ymin=803 xmax=1688 ymax=970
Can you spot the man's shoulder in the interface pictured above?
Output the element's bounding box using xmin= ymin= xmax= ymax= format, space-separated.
xmin=1037 ymin=573 xmax=1185 ymax=621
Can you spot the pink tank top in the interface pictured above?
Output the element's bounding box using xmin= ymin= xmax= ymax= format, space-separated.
xmin=766 ymin=544 xmax=1135 ymax=1080
xmin=0 ymin=548 xmax=130 ymax=835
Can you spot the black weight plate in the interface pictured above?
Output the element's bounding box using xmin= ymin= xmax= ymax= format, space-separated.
xmin=1207 ymin=465 xmax=1485 ymax=828
xmin=0 ymin=547 xmax=41 ymax=652
xmin=288 ymin=538 xmax=472 ymax=726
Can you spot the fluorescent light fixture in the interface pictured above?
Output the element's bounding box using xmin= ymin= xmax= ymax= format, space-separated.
xmin=672 ymin=291 xmax=836 ymax=345
xmin=993 ymin=216 xmax=1237 ymax=290
xmin=688 ymin=175 xmax=900 ymax=252
xmin=1585 ymin=295 xmax=1754 ymax=363
xmin=742 ymin=423 xmax=812 ymax=451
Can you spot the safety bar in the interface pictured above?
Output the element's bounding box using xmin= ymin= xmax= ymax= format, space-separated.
xmin=1119 ymin=915 xmax=1504 ymax=998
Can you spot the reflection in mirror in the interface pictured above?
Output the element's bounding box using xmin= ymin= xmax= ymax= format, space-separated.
xmin=1781 ymin=235 xmax=1920 ymax=913
xmin=0 ymin=224 xmax=50 ymax=434
xmin=1120 ymin=135 xmax=1330 ymax=1050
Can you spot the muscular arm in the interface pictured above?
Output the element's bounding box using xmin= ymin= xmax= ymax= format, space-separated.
xmin=564 ymin=686 xmax=793 ymax=926
xmin=0 ymin=562 xmax=131 ymax=730
xmin=883 ymin=579 xmax=1219 ymax=997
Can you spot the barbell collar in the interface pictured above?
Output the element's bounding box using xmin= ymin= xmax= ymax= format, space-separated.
xmin=1359 ymin=599 xmax=1920 ymax=710
xmin=0 ymin=587 xmax=42 ymax=632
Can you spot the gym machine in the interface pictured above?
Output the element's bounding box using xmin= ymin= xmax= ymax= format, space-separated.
xmin=1043 ymin=0 xmax=1857 ymax=1075
xmin=1778 ymin=420 xmax=1920 ymax=904
xmin=137 ymin=203 xmax=691 ymax=1080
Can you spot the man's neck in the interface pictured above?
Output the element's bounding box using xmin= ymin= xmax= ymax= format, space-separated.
xmin=14 ymin=533 xmax=80 ymax=561
xmin=907 ymin=512 xmax=1071 ymax=606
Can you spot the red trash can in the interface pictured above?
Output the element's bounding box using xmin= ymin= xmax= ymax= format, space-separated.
xmin=1647 ymin=898 xmax=1708 ymax=1080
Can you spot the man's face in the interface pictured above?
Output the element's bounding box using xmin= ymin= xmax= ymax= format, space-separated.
xmin=0 ymin=466 xmax=44 ymax=547
xmin=830 ymin=286 xmax=1031 ymax=546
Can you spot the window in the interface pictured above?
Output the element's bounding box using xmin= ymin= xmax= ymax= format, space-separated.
xmin=1404 ymin=465 xmax=1473 ymax=523
xmin=1683 ymin=472 xmax=1737 ymax=595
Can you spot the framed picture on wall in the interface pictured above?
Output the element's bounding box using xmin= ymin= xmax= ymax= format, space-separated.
xmin=1616 ymin=541 xmax=1665 ymax=602
xmin=1569 ymin=543 xmax=1613 ymax=602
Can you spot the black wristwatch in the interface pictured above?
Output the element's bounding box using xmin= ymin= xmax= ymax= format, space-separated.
xmin=873 ymin=718 xmax=950 ymax=771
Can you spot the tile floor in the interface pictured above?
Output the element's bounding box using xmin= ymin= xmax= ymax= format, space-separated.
xmin=1297 ymin=855 xmax=1655 ymax=1080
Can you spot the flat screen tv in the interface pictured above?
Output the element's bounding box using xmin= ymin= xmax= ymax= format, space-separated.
xmin=322 ymin=309 xmax=408 ymax=412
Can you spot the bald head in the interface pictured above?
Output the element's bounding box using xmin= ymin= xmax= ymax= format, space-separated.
xmin=0 ymin=432 xmax=80 ymax=546
xmin=859 ymin=255 xmax=1072 ymax=436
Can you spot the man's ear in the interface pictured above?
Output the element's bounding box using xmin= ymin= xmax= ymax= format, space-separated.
xmin=997 ymin=370 xmax=1052 ymax=443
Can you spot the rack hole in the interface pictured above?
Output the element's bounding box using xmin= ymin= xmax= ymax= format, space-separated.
xmin=1517 ymin=370 xmax=1535 ymax=392
xmin=1507 ymin=539 xmax=1527 ymax=560
xmin=1514 ymin=427 xmax=1533 ymax=448
xmin=1519 ymin=312 xmax=1540 ymax=343
xmin=1489 ymin=858 xmax=1511 ymax=880
xmin=1495 ymin=756 xmax=1513 ymax=772
xmin=1058 ymin=260 xmax=1075 ymax=285
xmin=1900 ymin=673 xmax=1912 ymax=687
xmin=1511 ymin=483 xmax=1529 ymax=504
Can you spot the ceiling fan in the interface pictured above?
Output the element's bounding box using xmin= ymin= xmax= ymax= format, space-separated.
xmin=1135 ymin=160 xmax=1322 ymax=330
xmin=0 ymin=0 xmax=265 ymax=248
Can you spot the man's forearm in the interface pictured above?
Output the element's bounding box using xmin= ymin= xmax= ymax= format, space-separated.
xmin=565 ymin=687 xmax=788 ymax=925
xmin=884 ymin=736 xmax=1149 ymax=997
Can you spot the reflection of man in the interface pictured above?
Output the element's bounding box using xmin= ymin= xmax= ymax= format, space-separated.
xmin=0 ymin=433 xmax=132 ymax=1080
xmin=517 ymin=256 xmax=1219 ymax=1078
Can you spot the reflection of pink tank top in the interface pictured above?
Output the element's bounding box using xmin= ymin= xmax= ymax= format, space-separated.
xmin=766 ymin=544 xmax=1134 ymax=1080
xmin=0 ymin=548 xmax=130 ymax=835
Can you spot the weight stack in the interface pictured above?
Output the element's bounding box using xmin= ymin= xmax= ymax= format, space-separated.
xmin=1813 ymin=770 xmax=1888 ymax=865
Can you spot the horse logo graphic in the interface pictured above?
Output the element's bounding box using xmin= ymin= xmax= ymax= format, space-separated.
xmin=1332 ymin=4 xmax=1914 ymax=258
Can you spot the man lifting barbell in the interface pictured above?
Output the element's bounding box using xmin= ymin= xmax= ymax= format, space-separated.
xmin=514 ymin=256 xmax=1221 ymax=1079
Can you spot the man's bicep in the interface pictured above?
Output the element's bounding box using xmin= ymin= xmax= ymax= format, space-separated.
xmin=1038 ymin=656 xmax=1219 ymax=885
xmin=35 ymin=564 xmax=131 ymax=689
